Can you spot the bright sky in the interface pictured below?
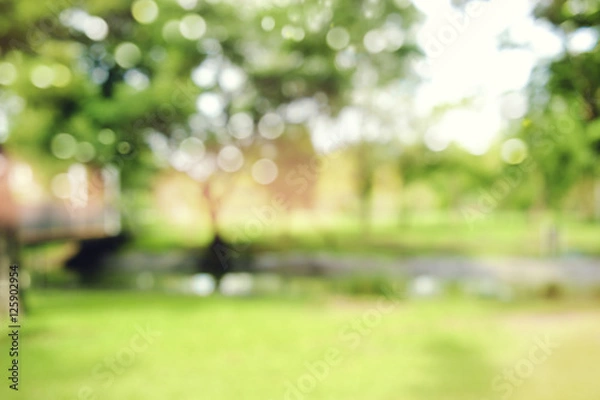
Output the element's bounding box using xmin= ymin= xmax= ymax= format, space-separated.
xmin=310 ymin=0 xmax=573 ymax=155
xmin=411 ymin=0 xmax=565 ymax=154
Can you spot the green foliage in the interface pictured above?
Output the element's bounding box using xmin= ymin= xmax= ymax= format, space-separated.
xmin=0 ymin=0 xmax=427 ymax=239
xmin=511 ymin=2 xmax=600 ymax=211
xmin=0 ymin=0 xmax=421 ymax=168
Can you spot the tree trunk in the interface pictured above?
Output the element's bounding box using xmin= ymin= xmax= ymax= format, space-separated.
xmin=202 ymin=178 xmax=220 ymax=238
xmin=357 ymin=143 xmax=374 ymax=236
xmin=201 ymin=178 xmax=227 ymax=291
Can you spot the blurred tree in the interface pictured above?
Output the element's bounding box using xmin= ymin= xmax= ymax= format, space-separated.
xmin=0 ymin=0 xmax=423 ymax=283
xmin=523 ymin=1 xmax=600 ymax=220
xmin=398 ymin=142 xmax=500 ymax=222
xmin=246 ymin=0 xmax=422 ymax=234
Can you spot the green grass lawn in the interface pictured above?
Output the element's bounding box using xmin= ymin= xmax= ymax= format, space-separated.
xmin=132 ymin=212 xmax=600 ymax=257
xmin=1 ymin=290 xmax=599 ymax=400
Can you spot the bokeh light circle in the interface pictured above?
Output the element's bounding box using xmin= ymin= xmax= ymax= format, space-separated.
xmin=501 ymin=138 xmax=528 ymax=165
xmin=217 ymin=145 xmax=244 ymax=172
xmin=98 ymin=129 xmax=116 ymax=145
xmin=76 ymin=142 xmax=96 ymax=163
xmin=258 ymin=113 xmax=285 ymax=139
xmin=51 ymin=173 xmax=71 ymax=199
xmin=179 ymin=14 xmax=206 ymax=40
xmin=84 ymin=16 xmax=109 ymax=41
xmin=115 ymin=42 xmax=142 ymax=69
xmin=180 ymin=137 xmax=205 ymax=159
xmin=228 ymin=112 xmax=254 ymax=139
xmin=132 ymin=0 xmax=159 ymax=24
xmin=326 ymin=27 xmax=350 ymax=50
xmin=51 ymin=133 xmax=77 ymax=159
xmin=0 ymin=62 xmax=17 ymax=85
xmin=251 ymin=158 xmax=278 ymax=185
xmin=261 ymin=16 xmax=275 ymax=31
xmin=31 ymin=65 xmax=54 ymax=89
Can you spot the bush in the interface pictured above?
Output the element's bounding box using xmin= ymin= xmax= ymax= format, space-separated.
xmin=331 ymin=275 xmax=402 ymax=298
xmin=541 ymin=282 xmax=564 ymax=300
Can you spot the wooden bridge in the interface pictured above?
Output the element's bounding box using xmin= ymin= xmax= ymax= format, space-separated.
xmin=18 ymin=202 xmax=121 ymax=244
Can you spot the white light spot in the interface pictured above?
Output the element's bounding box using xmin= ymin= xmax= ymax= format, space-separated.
xmin=76 ymin=142 xmax=96 ymax=163
xmin=326 ymin=27 xmax=350 ymax=50
xmin=115 ymin=42 xmax=142 ymax=69
xmin=423 ymin=127 xmax=449 ymax=152
xmin=98 ymin=129 xmax=115 ymax=145
xmin=383 ymin=24 xmax=405 ymax=51
xmin=180 ymin=14 xmax=206 ymax=40
xmin=192 ymin=59 xmax=219 ymax=88
xmin=31 ymin=65 xmax=54 ymax=89
xmin=501 ymin=138 xmax=527 ymax=165
xmin=220 ymin=273 xmax=254 ymax=296
xmin=335 ymin=47 xmax=357 ymax=70
xmin=132 ymin=0 xmax=159 ymax=24
xmin=67 ymin=163 xmax=88 ymax=209
xmin=251 ymin=158 xmax=278 ymax=185
xmin=84 ymin=16 xmax=109 ymax=41
xmin=217 ymin=145 xmax=244 ymax=172
xmin=285 ymin=98 xmax=319 ymax=124
xmin=196 ymin=92 xmax=225 ymax=118
xmin=61 ymin=8 xmax=89 ymax=31
xmin=170 ymin=150 xmax=190 ymax=171
xmin=393 ymin=0 xmax=411 ymax=8
xmin=228 ymin=112 xmax=254 ymax=139
xmin=500 ymin=92 xmax=528 ymax=120
xmin=188 ymin=153 xmax=217 ymax=181
xmin=218 ymin=65 xmax=246 ymax=92
xmin=162 ymin=19 xmax=182 ymax=42
xmin=363 ymin=29 xmax=386 ymax=53
xmin=124 ymin=69 xmax=150 ymax=90
xmin=306 ymin=8 xmax=333 ymax=32
xmin=180 ymin=137 xmax=205 ymax=160
xmin=0 ymin=113 xmax=7 ymax=143
xmin=281 ymin=25 xmax=305 ymax=41
xmin=261 ymin=16 xmax=275 ymax=31
xmin=51 ymin=173 xmax=71 ymax=199
xmin=199 ymin=38 xmax=222 ymax=55
xmin=0 ymin=62 xmax=17 ymax=85
xmin=177 ymin=0 xmax=198 ymax=9
xmin=190 ymin=274 xmax=215 ymax=296
xmin=9 ymin=163 xmax=33 ymax=191
xmin=353 ymin=63 xmax=379 ymax=87
xmin=51 ymin=133 xmax=77 ymax=159
xmin=568 ymin=28 xmax=598 ymax=55
xmin=409 ymin=275 xmax=441 ymax=298
xmin=258 ymin=113 xmax=284 ymax=139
